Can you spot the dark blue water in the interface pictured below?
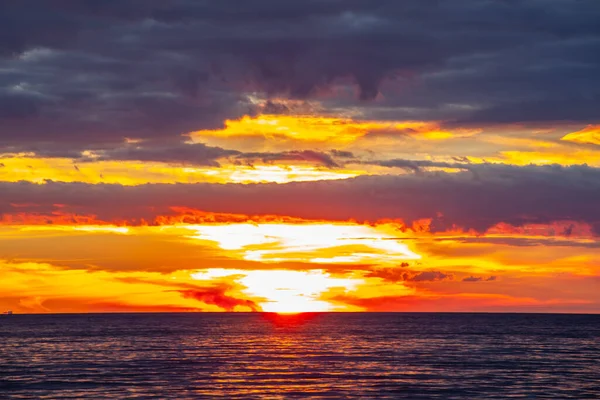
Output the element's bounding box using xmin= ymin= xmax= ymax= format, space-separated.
xmin=0 ymin=313 xmax=598 ymax=399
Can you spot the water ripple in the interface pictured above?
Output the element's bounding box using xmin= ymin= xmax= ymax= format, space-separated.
xmin=1 ymin=313 xmax=599 ymax=399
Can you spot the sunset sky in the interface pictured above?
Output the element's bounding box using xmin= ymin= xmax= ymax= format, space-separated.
xmin=1 ymin=0 xmax=600 ymax=314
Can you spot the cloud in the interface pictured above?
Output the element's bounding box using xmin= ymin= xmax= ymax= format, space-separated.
xmin=179 ymin=287 xmax=260 ymax=312
xmin=366 ymin=268 xmax=452 ymax=283
xmin=329 ymin=292 xmax=598 ymax=312
xmin=2 ymin=136 xmax=348 ymax=168
xmin=409 ymin=271 xmax=452 ymax=282
xmin=561 ymin=125 xmax=600 ymax=146
xmin=330 ymin=150 xmax=355 ymax=158
xmin=115 ymin=275 xmax=258 ymax=304
xmin=239 ymin=150 xmax=340 ymax=168
xmin=463 ymin=276 xmax=496 ymax=282
xmin=0 ymin=226 xmax=364 ymax=274
xmin=368 ymin=158 xmax=469 ymax=172
xmin=83 ymin=142 xmax=240 ymax=167
xmin=2 ymin=163 xmax=600 ymax=232
xmin=451 ymin=237 xmax=600 ymax=249
xmin=1 ymin=0 xmax=599 ymax=156
xmin=0 ymin=294 xmax=200 ymax=313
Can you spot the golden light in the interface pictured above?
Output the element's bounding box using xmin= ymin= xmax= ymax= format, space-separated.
xmin=185 ymin=222 xmax=421 ymax=264
xmin=561 ymin=125 xmax=600 ymax=145
xmin=0 ymin=260 xmax=208 ymax=313
xmin=498 ymin=150 xmax=600 ymax=166
xmin=190 ymin=268 xmax=363 ymax=313
xmin=190 ymin=114 xmax=462 ymax=146
xmin=239 ymin=270 xmax=362 ymax=313
xmin=15 ymin=225 xmax=130 ymax=234
xmin=225 ymin=165 xmax=361 ymax=183
xmin=0 ymin=157 xmax=362 ymax=185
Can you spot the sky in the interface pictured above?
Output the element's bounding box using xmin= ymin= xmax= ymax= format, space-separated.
xmin=1 ymin=0 xmax=600 ymax=314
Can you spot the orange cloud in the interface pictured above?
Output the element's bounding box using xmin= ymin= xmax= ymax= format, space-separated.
xmin=561 ymin=125 xmax=600 ymax=145
xmin=180 ymin=286 xmax=260 ymax=312
xmin=3 ymin=206 xmax=596 ymax=248
xmin=155 ymin=207 xmax=315 ymax=225
xmin=0 ymin=207 xmax=332 ymax=227
xmin=328 ymin=292 xmax=595 ymax=313
xmin=2 ymin=216 xmax=599 ymax=314
xmin=0 ymin=211 xmax=112 ymax=226
xmin=190 ymin=114 xmax=469 ymax=146
xmin=487 ymin=221 xmax=595 ymax=238
xmin=40 ymin=300 xmax=200 ymax=313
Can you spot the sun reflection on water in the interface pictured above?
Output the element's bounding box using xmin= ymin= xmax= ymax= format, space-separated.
xmin=261 ymin=312 xmax=321 ymax=328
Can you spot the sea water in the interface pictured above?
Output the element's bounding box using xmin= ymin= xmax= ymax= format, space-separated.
xmin=1 ymin=313 xmax=598 ymax=399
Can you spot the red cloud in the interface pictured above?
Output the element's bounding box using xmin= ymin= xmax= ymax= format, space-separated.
xmin=179 ymin=287 xmax=260 ymax=312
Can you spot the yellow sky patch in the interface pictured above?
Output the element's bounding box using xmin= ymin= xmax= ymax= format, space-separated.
xmin=190 ymin=114 xmax=465 ymax=147
xmin=498 ymin=150 xmax=600 ymax=166
xmin=0 ymin=157 xmax=363 ymax=184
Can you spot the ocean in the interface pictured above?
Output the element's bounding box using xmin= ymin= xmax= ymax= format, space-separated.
xmin=0 ymin=313 xmax=598 ymax=399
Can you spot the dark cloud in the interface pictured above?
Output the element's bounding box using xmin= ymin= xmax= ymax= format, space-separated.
xmin=1 ymin=0 xmax=599 ymax=154
xmin=3 ymin=140 xmax=348 ymax=168
xmin=2 ymin=159 xmax=600 ymax=235
xmin=258 ymin=99 xmax=320 ymax=115
xmin=0 ymin=89 xmax=49 ymax=119
xmin=409 ymin=271 xmax=452 ymax=282
xmin=462 ymin=276 xmax=496 ymax=282
xmin=240 ymin=150 xmax=340 ymax=168
xmin=330 ymin=150 xmax=355 ymax=159
xmin=367 ymin=268 xmax=452 ymax=283
xmin=369 ymin=158 xmax=469 ymax=172
xmin=0 ymin=131 xmax=359 ymax=167
xmin=83 ymin=142 xmax=240 ymax=166
xmin=365 ymin=268 xmax=407 ymax=283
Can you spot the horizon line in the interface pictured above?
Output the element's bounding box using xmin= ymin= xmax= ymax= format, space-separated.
xmin=3 ymin=311 xmax=599 ymax=316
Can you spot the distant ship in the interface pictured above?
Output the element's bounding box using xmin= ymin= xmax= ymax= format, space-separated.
xmin=2 ymin=310 xmax=13 ymax=315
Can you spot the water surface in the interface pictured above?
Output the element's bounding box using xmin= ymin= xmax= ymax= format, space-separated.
xmin=1 ymin=313 xmax=599 ymax=398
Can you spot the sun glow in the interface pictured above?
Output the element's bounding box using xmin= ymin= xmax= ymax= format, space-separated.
xmin=241 ymin=270 xmax=361 ymax=312
xmin=0 ymin=157 xmax=361 ymax=185
xmin=185 ymin=222 xmax=421 ymax=264
xmin=189 ymin=268 xmax=362 ymax=313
